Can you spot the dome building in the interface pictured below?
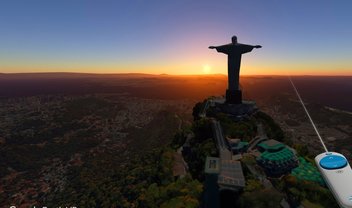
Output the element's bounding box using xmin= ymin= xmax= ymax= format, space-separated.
xmin=256 ymin=139 xmax=299 ymax=177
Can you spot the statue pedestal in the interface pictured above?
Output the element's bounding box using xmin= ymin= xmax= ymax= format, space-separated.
xmin=226 ymin=89 xmax=242 ymax=104
xmin=211 ymin=98 xmax=258 ymax=120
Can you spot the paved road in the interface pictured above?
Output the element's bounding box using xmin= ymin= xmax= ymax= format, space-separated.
xmin=211 ymin=120 xmax=246 ymax=189
xmin=211 ymin=120 xmax=232 ymax=160
xmin=212 ymin=120 xmax=227 ymax=150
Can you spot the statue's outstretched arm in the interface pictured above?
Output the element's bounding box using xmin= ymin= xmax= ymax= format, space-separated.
xmin=239 ymin=44 xmax=262 ymax=54
xmin=208 ymin=44 xmax=230 ymax=54
xmin=208 ymin=44 xmax=230 ymax=49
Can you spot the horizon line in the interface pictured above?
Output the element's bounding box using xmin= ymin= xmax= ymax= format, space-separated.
xmin=0 ymin=72 xmax=351 ymax=77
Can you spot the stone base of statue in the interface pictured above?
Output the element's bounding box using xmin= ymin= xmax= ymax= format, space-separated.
xmin=226 ymin=89 xmax=242 ymax=104
xmin=210 ymin=98 xmax=258 ymax=120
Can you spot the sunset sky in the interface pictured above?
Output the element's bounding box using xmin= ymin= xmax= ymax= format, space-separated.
xmin=1 ymin=0 xmax=352 ymax=75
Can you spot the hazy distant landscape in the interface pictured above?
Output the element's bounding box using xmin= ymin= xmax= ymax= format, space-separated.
xmin=1 ymin=73 xmax=351 ymax=111
xmin=0 ymin=73 xmax=351 ymax=206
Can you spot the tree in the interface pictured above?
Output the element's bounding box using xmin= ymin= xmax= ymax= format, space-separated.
xmin=244 ymin=179 xmax=264 ymax=192
xmin=192 ymin=101 xmax=204 ymax=121
xmin=240 ymin=188 xmax=283 ymax=208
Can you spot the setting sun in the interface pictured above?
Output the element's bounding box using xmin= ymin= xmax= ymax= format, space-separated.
xmin=203 ymin=64 xmax=211 ymax=74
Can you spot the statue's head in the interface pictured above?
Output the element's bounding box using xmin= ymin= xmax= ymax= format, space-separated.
xmin=232 ymin=36 xmax=237 ymax=44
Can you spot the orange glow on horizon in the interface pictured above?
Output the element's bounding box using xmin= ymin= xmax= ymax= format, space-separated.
xmin=1 ymin=57 xmax=351 ymax=76
xmin=1 ymin=65 xmax=351 ymax=76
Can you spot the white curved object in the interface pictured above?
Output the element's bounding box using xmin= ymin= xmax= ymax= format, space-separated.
xmin=315 ymin=152 xmax=352 ymax=208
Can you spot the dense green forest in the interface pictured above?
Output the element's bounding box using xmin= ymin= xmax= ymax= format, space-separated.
xmin=49 ymin=148 xmax=202 ymax=207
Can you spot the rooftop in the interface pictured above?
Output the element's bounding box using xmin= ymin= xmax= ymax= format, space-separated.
xmin=218 ymin=160 xmax=245 ymax=188
xmin=257 ymin=139 xmax=285 ymax=152
xmin=204 ymin=157 xmax=246 ymax=188
xmin=291 ymin=157 xmax=325 ymax=185
xmin=260 ymin=148 xmax=295 ymax=163
xmin=256 ymin=142 xmax=299 ymax=176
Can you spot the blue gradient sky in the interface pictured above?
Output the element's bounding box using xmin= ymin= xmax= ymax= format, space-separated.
xmin=1 ymin=0 xmax=352 ymax=75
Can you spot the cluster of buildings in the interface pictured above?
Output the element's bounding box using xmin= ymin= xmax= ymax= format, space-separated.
xmin=205 ymin=132 xmax=299 ymax=188
xmin=203 ymin=115 xmax=300 ymax=208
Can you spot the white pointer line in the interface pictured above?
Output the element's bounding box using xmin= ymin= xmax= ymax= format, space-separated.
xmin=288 ymin=76 xmax=329 ymax=153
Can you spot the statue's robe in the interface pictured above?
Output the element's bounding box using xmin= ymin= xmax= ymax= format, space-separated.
xmin=215 ymin=43 xmax=254 ymax=91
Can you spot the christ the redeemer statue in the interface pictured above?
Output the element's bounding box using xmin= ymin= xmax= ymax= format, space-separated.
xmin=209 ymin=36 xmax=261 ymax=104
